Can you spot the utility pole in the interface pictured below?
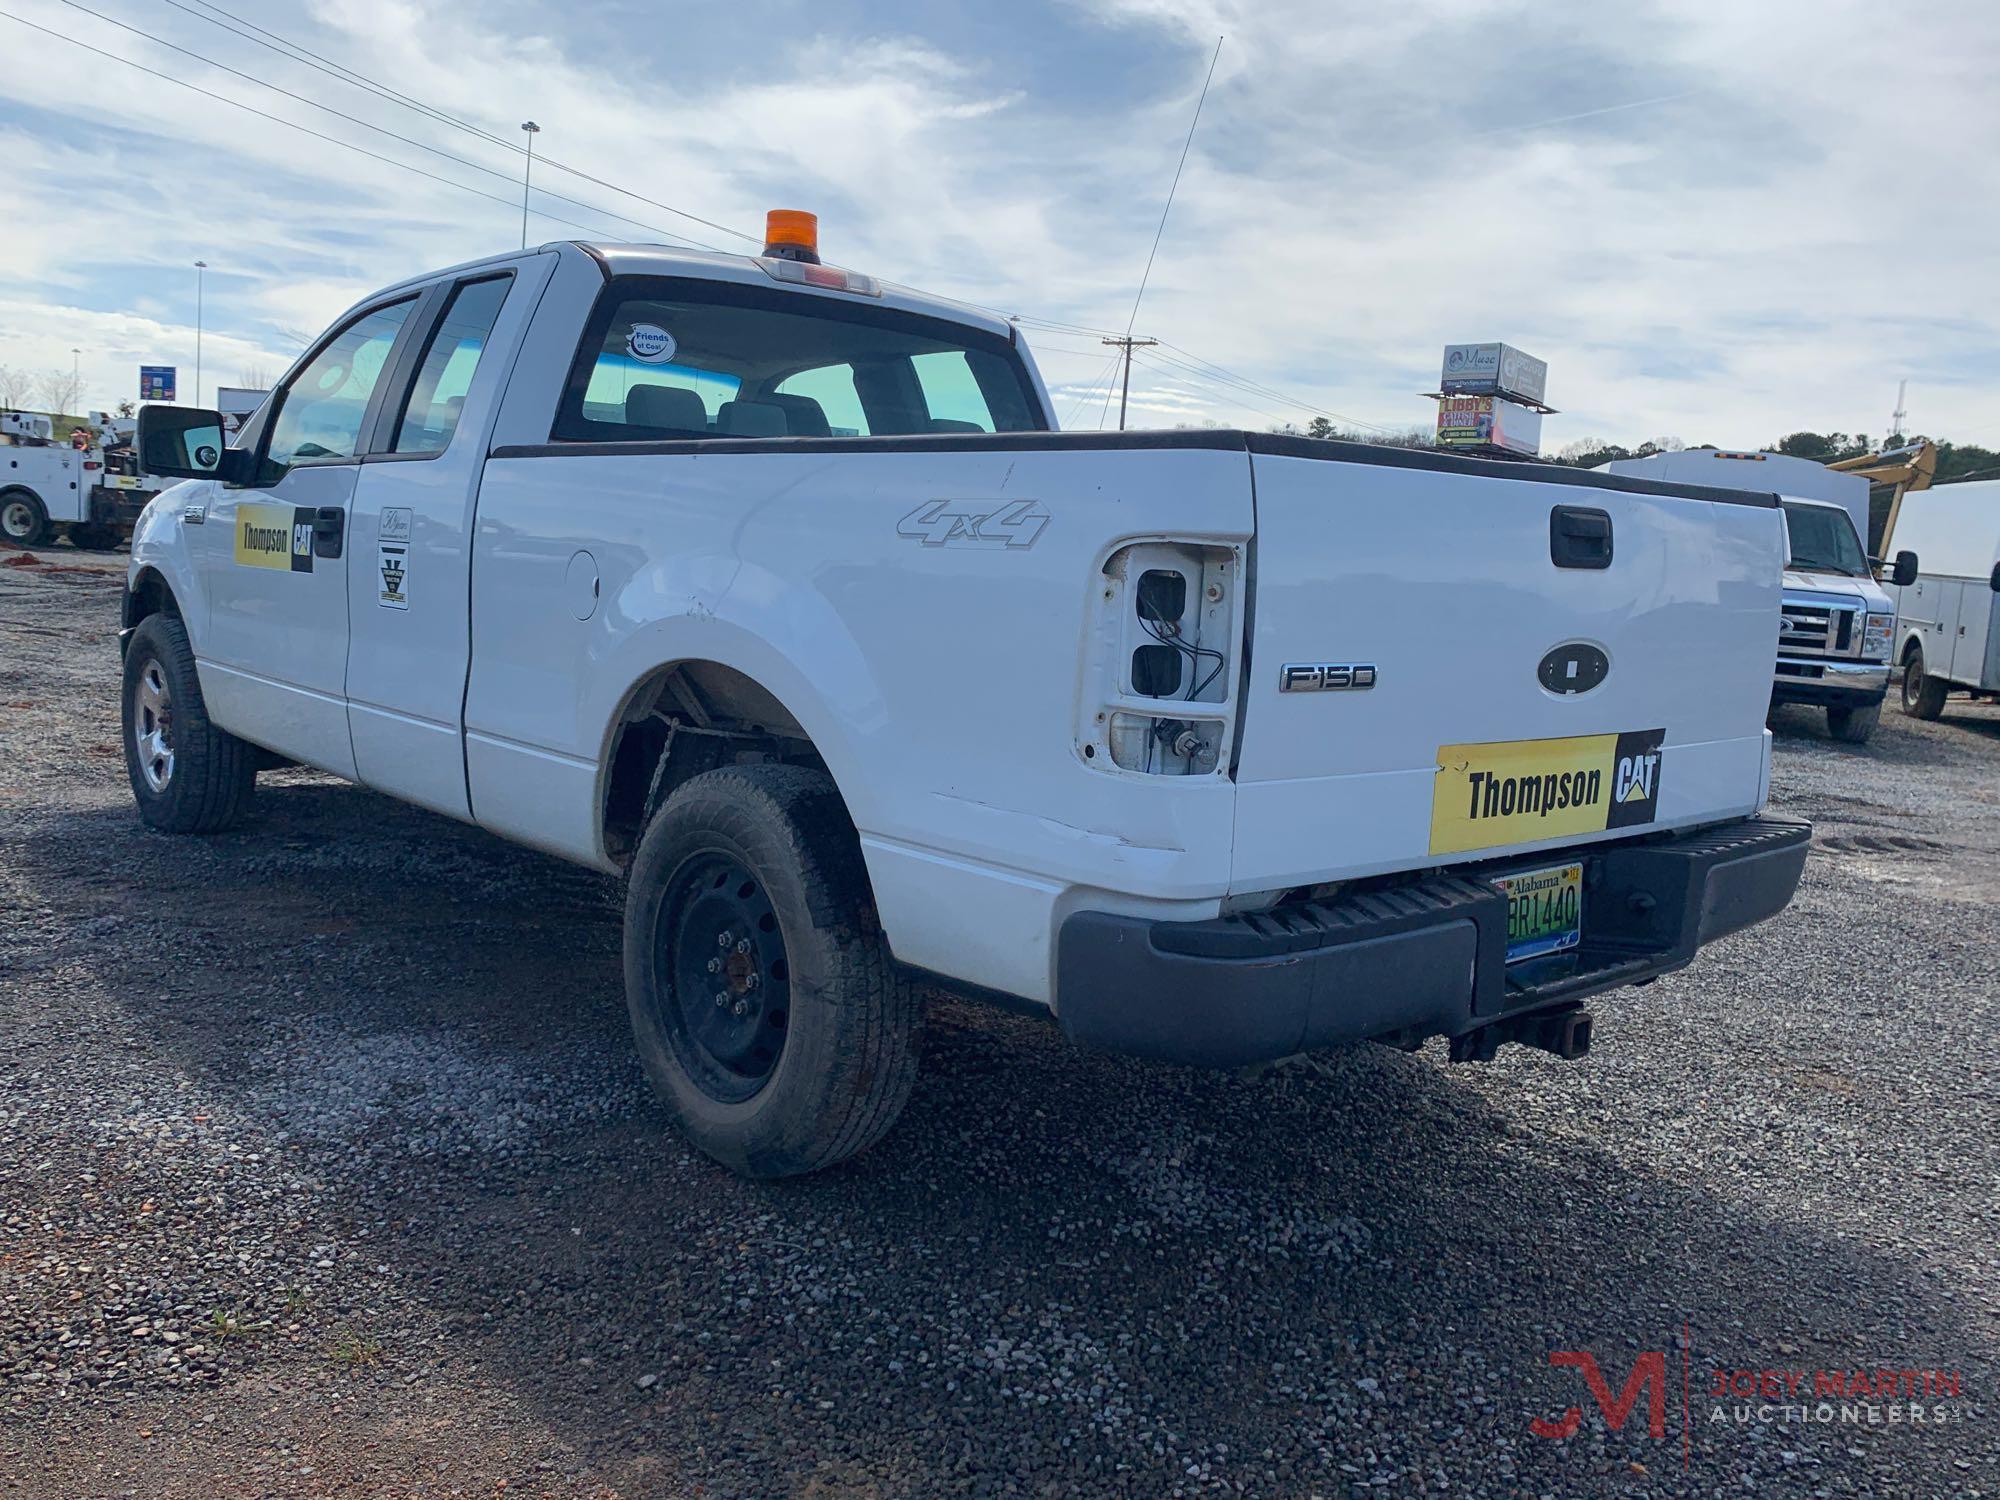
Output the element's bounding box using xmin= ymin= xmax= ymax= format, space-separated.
xmin=519 ymin=121 xmax=541 ymax=249
xmin=1102 ymin=336 xmax=1158 ymax=431
xmin=1890 ymin=379 xmax=1907 ymax=443
xmin=193 ymin=260 xmax=207 ymax=408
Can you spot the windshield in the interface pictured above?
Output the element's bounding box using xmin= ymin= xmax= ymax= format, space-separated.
xmin=554 ymin=275 xmax=1046 ymax=443
xmin=1781 ymin=501 xmax=1869 ymax=577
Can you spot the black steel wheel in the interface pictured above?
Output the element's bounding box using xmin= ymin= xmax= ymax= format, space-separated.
xmin=623 ymin=764 xmax=920 ymax=1178
xmin=656 ymin=851 xmax=793 ymax=1103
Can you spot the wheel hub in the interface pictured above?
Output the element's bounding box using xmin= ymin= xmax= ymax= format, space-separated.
xmin=131 ymin=659 xmax=176 ymax=793
xmin=658 ymin=853 xmax=790 ymax=1102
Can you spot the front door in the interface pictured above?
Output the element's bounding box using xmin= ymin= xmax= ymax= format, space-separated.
xmin=196 ymin=296 xmax=421 ymax=775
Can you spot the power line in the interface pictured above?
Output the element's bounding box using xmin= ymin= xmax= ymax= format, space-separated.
xmin=1055 ymin=349 xmax=1125 ymax=431
xmin=1101 ymin=336 xmax=1158 ymax=431
xmin=1145 ymin=340 xmax=1396 ymax=433
xmin=32 ymin=1 xmax=1377 ymax=439
xmin=1121 ymin=35 xmax=1222 ymax=343
xmin=154 ymin=0 xmax=763 ymax=246
xmin=0 ymin=7 xmax=631 ymax=242
xmin=52 ymin=0 xmax=716 ymax=249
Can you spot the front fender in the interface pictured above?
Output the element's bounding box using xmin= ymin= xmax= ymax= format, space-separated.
xmin=126 ymin=480 xmax=211 ymax=649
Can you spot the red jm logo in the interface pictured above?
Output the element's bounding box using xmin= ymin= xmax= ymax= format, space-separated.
xmin=1531 ymin=1351 xmax=1668 ymax=1440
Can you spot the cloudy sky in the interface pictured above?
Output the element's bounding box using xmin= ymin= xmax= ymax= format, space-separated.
xmin=1 ymin=0 xmax=1994 ymax=449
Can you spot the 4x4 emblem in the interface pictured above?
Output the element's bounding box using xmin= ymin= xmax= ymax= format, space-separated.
xmin=897 ymin=499 xmax=1049 ymax=549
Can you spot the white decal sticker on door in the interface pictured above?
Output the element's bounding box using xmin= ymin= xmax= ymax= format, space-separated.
xmin=378 ymin=507 xmax=411 ymax=610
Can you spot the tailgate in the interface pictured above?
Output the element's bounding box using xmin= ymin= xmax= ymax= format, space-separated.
xmin=1232 ymin=448 xmax=1783 ymax=891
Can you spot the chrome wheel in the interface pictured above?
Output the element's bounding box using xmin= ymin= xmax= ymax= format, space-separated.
xmin=131 ymin=658 xmax=175 ymax=792
xmin=1 ymin=498 xmax=36 ymax=541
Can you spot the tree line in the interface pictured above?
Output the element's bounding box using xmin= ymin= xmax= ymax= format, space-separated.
xmin=1286 ymin=416 xmax=1999 ymax=484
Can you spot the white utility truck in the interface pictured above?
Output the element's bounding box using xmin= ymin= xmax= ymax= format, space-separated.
xmin=1604 ymin=451 xmax=1916 ymax=743
xmin=1 ymin=411 xmax=156 ymax=550
xmin=1888 ymin=479 xmax=2000 ymax=719
xmin=124 ymin=219 xmax=1809 ymax=1177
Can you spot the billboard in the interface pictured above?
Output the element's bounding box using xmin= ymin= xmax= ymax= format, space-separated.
xmin=1434 ymin=394 xmax=1543 ymax=457
xmin=1440 ymin=343 xmax=1548 ymax=407
xmin=139 ymin=365 xmax=177 ymax=402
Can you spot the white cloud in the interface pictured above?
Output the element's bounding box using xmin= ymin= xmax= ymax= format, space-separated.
xmin=0 ymin=0 xmax=1993 ymax=446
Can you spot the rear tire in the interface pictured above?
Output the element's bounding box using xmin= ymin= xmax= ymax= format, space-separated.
xmin=1826 ymin=701 xmax=1880 ymax=743
xmin=1 ymin=490 xmax=49 ymax=547
xmin=623 ymin=764 xmax=919 ymax=1179
xmin=121 ymin=614 xmax=258 ymax=833
xmin=1900 ymin=642 xmax=1947 ymax=720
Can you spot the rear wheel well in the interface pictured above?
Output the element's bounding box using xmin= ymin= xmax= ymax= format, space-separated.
xmin=602 ymin=662 xmax=835 ymax=867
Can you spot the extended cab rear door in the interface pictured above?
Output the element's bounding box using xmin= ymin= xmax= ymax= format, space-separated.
xmin=343 ymin=253 xmax=553 ymax=820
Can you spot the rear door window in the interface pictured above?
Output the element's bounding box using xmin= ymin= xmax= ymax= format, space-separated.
xmin=390 ymin=275 xmax=513 ymax=455
xmin=552 ymin=276 xmax=1044 ymax=443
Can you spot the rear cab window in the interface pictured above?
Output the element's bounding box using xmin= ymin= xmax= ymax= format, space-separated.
xmin=551 ymin=276 xmax=1046 ymax=443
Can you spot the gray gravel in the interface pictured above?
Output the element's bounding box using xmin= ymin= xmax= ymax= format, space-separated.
xmin=1 ymin=547 xmax=1994 ymax=1498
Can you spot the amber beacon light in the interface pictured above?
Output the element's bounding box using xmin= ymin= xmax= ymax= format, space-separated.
xmin=762 ymin=209 xmax=821 ymax=264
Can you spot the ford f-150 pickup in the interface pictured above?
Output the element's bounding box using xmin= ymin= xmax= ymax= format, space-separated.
xmin=124 ymin=214 xmax=1809 ymax=1177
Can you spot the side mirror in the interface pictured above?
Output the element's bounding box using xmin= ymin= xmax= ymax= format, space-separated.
xmin=1990 ymin=561 xmax=2000 ymax=594
xmin=137 ymin=406 xmax=250 ymax=483
xmin=1891 ymin=550 xmax=1919 ymax=588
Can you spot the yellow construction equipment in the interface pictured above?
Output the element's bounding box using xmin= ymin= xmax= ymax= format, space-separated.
xmin=1830 ymin=439 xmax=1936 ymax=555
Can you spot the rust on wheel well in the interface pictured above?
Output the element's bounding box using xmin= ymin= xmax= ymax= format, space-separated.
xmin=601 ymin=661 xmax=832 ymax=868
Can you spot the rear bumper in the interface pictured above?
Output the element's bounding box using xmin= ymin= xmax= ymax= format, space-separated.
xmin=1055 ymin=816 xmax=1810 ymax=1068
xmin=1772 ymin=657 xmax=1888 ymax=708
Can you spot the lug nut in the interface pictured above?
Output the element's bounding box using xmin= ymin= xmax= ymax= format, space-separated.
xmin=706 ymin=957 xmax=721 ymax=974
xmin=731 ymin=1000 xmax=749 ymax=1017
xmin=714 ymin=992 xmax=729 ymax=1008
xmin=744 ymin=973 xmax=760 ymax=992
xmin=734 ymin=938 xmax=752 ymax=955
xmin=716 ymin=931 xmax=732 ymax=948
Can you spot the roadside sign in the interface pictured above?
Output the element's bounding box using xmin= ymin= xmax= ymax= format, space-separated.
xmin=139 ymin=366 xmax=177 ymax=402
xmin=1440 ymin=343 xmax=1548 ymax=407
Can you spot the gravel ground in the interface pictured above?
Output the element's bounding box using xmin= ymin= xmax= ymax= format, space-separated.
xmin=1 ymin=546 xmax=1994 ymax=1498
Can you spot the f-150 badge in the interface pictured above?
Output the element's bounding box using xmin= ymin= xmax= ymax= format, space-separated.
xmin=897 ymin=499 xmax=1049 ymax=549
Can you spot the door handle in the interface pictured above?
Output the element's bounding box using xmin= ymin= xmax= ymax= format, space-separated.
xmin=1550 ymin=505 xmax=1613 ymax=569
xmin=312 ymin=506 xmax=346 ymax=560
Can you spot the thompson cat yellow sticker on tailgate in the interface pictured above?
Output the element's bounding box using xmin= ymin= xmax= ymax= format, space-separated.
xmin=1430 ymin=729 xmax=1664 ymax=855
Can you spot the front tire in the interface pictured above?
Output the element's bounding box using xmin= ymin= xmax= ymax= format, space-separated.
xmin=121 ymin=614 xmax=258 ymax=833
xmin=1 ymin=490 xmax=49 ymax=547
xmin=1827 ymin=701 xmax=1880 ymax=743
xmin=1900 ymin=642 xmax=1947 ymax=720
xmin=623 ymin=764 xmax=919 ymax=1179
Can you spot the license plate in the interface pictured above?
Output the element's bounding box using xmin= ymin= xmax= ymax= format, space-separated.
xmin=1495 ymin=861 xmax=1582 ymax=964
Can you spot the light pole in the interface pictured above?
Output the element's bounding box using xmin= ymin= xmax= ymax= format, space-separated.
xmin=193 ymin=259 xmax=207 ymax=408
xmin=519 ymin=122 xmax=540 ymax=249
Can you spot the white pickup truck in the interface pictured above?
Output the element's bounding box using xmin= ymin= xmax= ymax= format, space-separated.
xmin=124 ymin=221 xmax=1809 ymax=1177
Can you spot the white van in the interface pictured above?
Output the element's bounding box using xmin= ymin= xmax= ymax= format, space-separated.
xmin=1603 ymin=452 xmax=1913 ymax=742
xmin=1889 ymin=479 xmax=2000 ymax=718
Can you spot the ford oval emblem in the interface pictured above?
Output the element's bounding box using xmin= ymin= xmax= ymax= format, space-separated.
xmin=1538 ymin=641 xmax=1610 ymax=696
